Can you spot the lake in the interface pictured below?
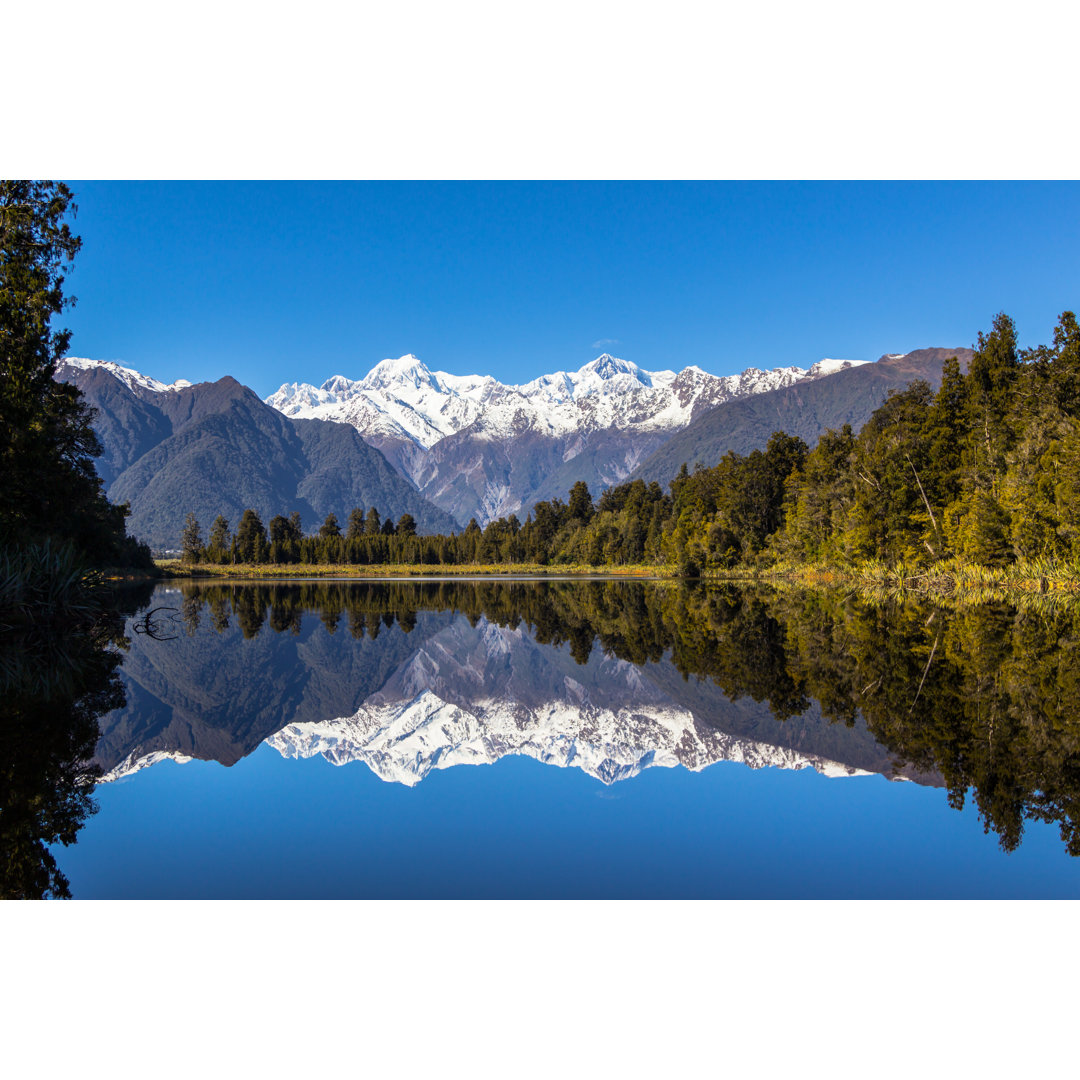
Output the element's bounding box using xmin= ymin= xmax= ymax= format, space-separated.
xmin=13 ymin=578 xmax=1080 ymax=897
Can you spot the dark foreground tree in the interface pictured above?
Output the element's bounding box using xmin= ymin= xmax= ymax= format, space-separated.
xmin=0 ymin=181 xmax=150 ymax=567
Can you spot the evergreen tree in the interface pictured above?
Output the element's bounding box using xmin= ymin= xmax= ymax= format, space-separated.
xmin=1047 ymin=311 xmax=1080 ymax=413
xmin=462 ymin=518 xmax=482 ymax=561
xmin=0 ymin=181 xmax=149 ymax=567
xmin=346 ymin=507 xmax=366 ymax=540
xmin=235 ymin=509 xmax=268 ymax=563
xmin=181 ymin=512 xmax=204 ymax=564
xmin=921 ymin=356 xmax=967 ymax=506
xmin=319 ymin=512 xmax=341 ymax=539
xmin=268 ymin=515 xmax=292 ymax=545
xmin=207 ymin=515 xmax=231 ymax=563
xmin=966 ymin=312 xmax=1019 ymax=489
xmin=568 ymin=481 xmax=594 ymax=524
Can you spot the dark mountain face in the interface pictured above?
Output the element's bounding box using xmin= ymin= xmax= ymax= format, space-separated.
xmin=57 ymin=364 xmax=459 ymax=546
xmin=63 ymin=365 xmax=175 ymax=487
xmin=630 ymin=348 xmax=975 ymax=486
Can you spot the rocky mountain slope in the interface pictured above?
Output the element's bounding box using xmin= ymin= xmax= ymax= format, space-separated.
xmin=56 ymin=360 xmax=459 ymax=546
xmin=630 ymin=347 xmax=975 ymax=486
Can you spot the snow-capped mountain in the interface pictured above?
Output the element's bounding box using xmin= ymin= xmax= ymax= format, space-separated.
xmin=267 ymin=355 xmax=501 ymax=447
xmin=264 ymin=687 xmax=873 ymax=787
xmin=54 ymin=357 xmax=460 ymax=544
xmin=61 ymin=357 xmax=193 ymax=395
xmin=266 ymin=351 xmax=862 ymax=448
xmin=266 ymin=352 xmax=868 ymax=525
xmin=59 ymin=346 xmax=960 ymax=531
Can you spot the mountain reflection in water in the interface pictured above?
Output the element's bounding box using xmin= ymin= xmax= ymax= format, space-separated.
xmin=94 ymin=579 xmax=1080 ymax=857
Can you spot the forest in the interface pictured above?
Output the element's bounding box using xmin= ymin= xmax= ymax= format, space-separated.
xmin=181 ymin=309 xmax=1080 ymax=578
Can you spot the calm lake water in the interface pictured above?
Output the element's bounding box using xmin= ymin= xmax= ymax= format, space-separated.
xmin=20 ymin=578 xmax=1080 ymax=897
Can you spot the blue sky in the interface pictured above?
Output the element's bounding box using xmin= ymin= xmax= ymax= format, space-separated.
xmin=63 ymin=181 xmax=1080 ymax=397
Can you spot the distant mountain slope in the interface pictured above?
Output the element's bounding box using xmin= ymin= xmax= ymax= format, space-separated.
xmin=57 ymin=360 xmax=459 ymax=546
xmin=266 ymin=351 xmax=869 ymax=524
xmin=630 ymin=348 xmax=974 ymax=486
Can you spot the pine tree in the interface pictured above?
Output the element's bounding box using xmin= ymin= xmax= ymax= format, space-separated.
xmin=1049 ymin=311 xmax=1080 ymax=414
xmin=967 ymin=312 xmax=1019 ymax=489
xmin=181 ymin=512 xmax=204 ymax=564
xmin=568 ymin=481 xmax=594 ymax=523
xmin=346 ymin=507 xmax=366 ymax=540
xmin=235 ymin=509 xmax=268 ymax=563
xmin=0 ymin=181 xmax=148 ymax=566
xmin=207 ymin=515 xmax=231 ymax=563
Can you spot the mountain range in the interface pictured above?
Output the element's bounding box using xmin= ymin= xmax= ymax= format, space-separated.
xmin=266 ymin=352 xmax=871 ymax=525
xmin=58 ymin=344 xmax=973 ymax=542
xmin=56 ymin=359 xmax=458 ymax=547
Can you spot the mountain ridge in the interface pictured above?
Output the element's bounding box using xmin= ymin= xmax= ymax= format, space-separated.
xmin=630 ymin=347 xmax=975 ymax=486
xmin=56 ymin=361 xmax=460 ymax=546
xmin=62 ymin=346 xmax=970 ymax=534
xmin=266 ymin=350 xmax=871 ymax=524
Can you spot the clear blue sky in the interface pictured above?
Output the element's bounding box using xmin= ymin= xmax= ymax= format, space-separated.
xmin=63 ymin=181 xmax=1080 ymax=397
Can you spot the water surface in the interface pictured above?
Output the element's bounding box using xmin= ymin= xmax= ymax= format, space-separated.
xmin=19 ymin=579 xmax=1080 ymax=897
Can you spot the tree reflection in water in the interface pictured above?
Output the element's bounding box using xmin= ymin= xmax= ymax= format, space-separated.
xmin=0 ymin=584 xmax=153 ymax=898
xmin=9 ymin=576 xmax=1080 ymax=898
xmin=171 ymin=580 xmax=1080 ymax=856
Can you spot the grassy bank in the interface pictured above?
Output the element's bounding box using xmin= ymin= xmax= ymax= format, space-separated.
xmin=155 ymin=555 xmax=1080 ymax=609
xmin=724 ymin=556 xmax=1080 ymax=609
xmin=157 ymin=560 xmax=672 ymax=579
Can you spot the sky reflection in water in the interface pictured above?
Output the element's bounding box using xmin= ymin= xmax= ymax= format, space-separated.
xmin=50 ymin=580 xmax=1080 ymax=898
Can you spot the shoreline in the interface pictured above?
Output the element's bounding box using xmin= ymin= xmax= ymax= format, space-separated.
xmin=148 ymin=557 xmax=1080 ymax=607
xmin=157 ymin=560 xmax=674 ymax=580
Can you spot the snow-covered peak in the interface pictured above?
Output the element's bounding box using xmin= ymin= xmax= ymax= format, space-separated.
xmin=805 ymin=357 xmax=870 ymax=378
xmin=576 ymin=353 xmax=651 ymax=386
xmin=60 ymin=357 xmax=192 ymax=394
xmin=263 ymin=687 xmax=875 ymax=788
xmin=361 ymin=353 xmax=441 ymax=392
xmin=320 ymin=374 xmax=358 ymax=396
xmin=100 ymin=748 xmax=194 ymax=782
xmin=262 ymin=348 xmax=874 ymax=474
